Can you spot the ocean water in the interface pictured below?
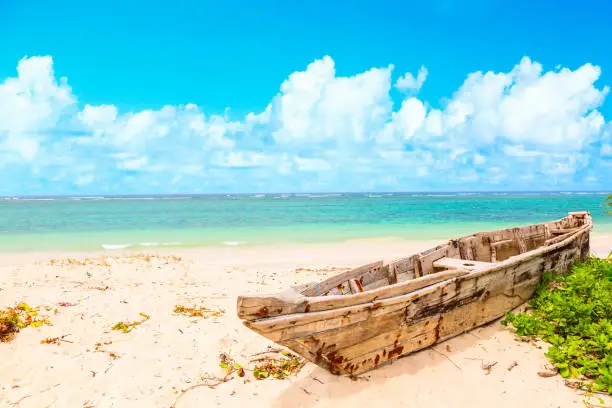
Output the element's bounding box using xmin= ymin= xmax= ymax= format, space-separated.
xmin=0 ymin=193 xmax=610 ymax=252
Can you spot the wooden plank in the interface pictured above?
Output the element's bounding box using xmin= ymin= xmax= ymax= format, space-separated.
xmin=493 ymin=239 xmax=520 ymax=262
xmin=246 ymin=269 xmax=469 ymax=334
xmin=412 ymin=257 xmax=423 ymax=278
xmin=514 ymin=229 xmax=527 ymax=253
xmin=363 ymin=278 xmax=389 ymax=291
xmin=397 ymin=273 xmax=414 ymax=283
xmin=388 ymin=256 xmax=414 ymax=278
xmin=457 ymin=237 xmax=477 ymax=261
xmin=349 ymin=279 xmax=364 ymax=294
xmin=327 ymin=314 xmax=440 ymax=362
xmin=550 ymin=227 xmax=580 ymax=235
xmin=491 ymin=239 xmax=514 ymax=249
xmin=335 ymin=291 xmax=520 ymax=375
xmin=237 ymin=287 xmax=307 ymax=320
xmin=544 ymin=224 xmax=552 ymax=241
xmin=433 ymin=257 xmax=491 ymax=271
xmin=301 ymin=261 xmax=384 ymax=297
xmin=417 ymin=245 xmax=449 ymax=275
xmin=385 ymin=263 xmax=398 ymax=285
xmin=360 ymin=264 xmax=389 ymax=287
xmin=545 ymin=231 xmax=574 ymax=246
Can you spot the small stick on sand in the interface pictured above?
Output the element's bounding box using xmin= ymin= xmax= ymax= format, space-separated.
xmin=431 ymin=347 xmax=462 ymax=371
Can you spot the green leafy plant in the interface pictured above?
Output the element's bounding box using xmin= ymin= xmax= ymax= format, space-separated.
xmin=501 ymin=258 xmax=612 ymax=394
xmin=218 ymin=351 xmax=245 ymax=377
xmin=252 ymin=349 xmax=305 ymax=380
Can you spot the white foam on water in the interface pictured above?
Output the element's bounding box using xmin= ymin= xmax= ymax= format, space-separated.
xmin=12 ymin=198 xmax=56 ymax=201
xmin=136 ymin=242 xmax=183 ymax=247
xmin=304 ymin=194 xmax=342 ymax=198
xmin=101 ymin=244 xmax=133 ymax=250
xmin=160 ymin=242 xmax=182 ymax=246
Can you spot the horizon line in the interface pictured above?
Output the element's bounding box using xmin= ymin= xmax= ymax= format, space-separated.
xmin=1 ymin=190 xmax=610 ymax=199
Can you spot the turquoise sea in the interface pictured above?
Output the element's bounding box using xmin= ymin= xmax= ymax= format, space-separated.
xmin=0 ymin=193 xmax=610 ymax=252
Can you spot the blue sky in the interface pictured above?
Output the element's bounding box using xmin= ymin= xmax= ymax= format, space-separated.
xmin=1 ymin=0 xmax=611 ymax=194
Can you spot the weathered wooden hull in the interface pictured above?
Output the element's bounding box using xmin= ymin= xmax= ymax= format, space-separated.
xmin=237 ymin=212 xmax=592 ymax=376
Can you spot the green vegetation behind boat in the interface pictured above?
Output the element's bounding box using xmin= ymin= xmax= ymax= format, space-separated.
xmin=502 ymin=257 xmax=612 ymax=394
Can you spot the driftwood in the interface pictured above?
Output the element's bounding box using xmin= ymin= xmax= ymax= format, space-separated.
xmin=237 ymin=212 xmax=592 ymax=376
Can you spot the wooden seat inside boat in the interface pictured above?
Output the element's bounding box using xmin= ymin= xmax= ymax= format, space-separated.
xmin=432 ymin=257 xmax=491 ymax=272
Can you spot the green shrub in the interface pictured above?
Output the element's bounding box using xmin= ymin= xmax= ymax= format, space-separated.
xmin=501 ymin=258 xmax=612 ymax=394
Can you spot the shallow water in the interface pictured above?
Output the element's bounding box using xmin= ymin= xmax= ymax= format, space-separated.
xmin=0 ymin=192 xmax=610 ymax=252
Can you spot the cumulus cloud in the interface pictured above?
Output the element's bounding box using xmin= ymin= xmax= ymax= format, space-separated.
xmin=0 ymin=55 xmax=610 ymax=194
xmin=396 ymin=66 xmax=428 ymax=93
xmin=271 ymin=56 xmax=393 ymax=144
xmin=503 ymin=145 xmax=544 ymax=158
xmin=0 ymin=56 xmax=75 ymax=163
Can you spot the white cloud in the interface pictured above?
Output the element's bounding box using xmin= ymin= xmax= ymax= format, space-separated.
xmin=503 ymin=145 xmax=544 ymax=157
xmin=424 ymin=109 xmax=443 ymax=136
xmin=3 ymin=137 xmax=39 ymax=160
xmin=450 ymin=148 xmax=468 ymax=160
xmin=396 ymin=66 xmax=428 ymax=93
xmin=271 ymin=56 xmax=393 ymax=144
xmin=294 ymin=157 xmax=332 ymax=172
xmin=0 ymin=56 xmax=75 ymax=161
xmin=390 ymin=97 xmax=427 ymax=139
xmin=457 ymin=170 xmax=479 ymax=182
xmin=216 ymin=151 xmax=273 ymax=168
xmin=78 ymin=104 xmax=118 ymax=129
xmin=118 ymin=156 xmax=148 ymax=170
xmin=397 ymin=57 xmax=608 ymax=152
xmin=0 ymin=55 xmax=610 ymax=194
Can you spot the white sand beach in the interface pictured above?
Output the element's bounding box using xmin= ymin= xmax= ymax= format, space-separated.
xmin=1 ymin=237 xmax=610 ymax=408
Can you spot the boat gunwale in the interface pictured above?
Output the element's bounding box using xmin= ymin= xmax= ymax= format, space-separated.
xmin=238 ymin=212 xmax=592 ymax=323
xmin=245 ymin=220 xmax=591 ymax=338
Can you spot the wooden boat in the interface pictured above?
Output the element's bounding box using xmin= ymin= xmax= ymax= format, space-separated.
xmin=236 ymin=211 xmax=592 ymax=376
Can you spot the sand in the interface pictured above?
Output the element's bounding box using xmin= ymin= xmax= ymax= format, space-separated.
xmin=1 ymin=236 xmax=610 ymax=408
